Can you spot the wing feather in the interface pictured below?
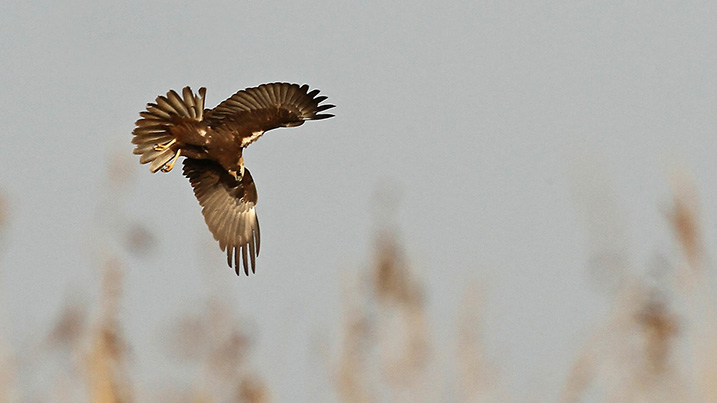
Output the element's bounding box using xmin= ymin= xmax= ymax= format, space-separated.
xmin=284 ymin=84 xmax=307 ymax=107
xmin=255 ymin=84 xmax=272 ymax=106
xmin=277 ymin=83 xmax=289 ymax=105
xmin=248 ymin=238 xmax=256 ymax=272
xmin=203 ymin=83 xmax=335 ymax=147
xmin=270 ymin=82 xmax=281 ymax=103
xmin=183 ymin=159 xmax=260 ymax=275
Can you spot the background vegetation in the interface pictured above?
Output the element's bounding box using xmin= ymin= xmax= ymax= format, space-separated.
xmin=0 ymin=159 xmax=715 ymax=402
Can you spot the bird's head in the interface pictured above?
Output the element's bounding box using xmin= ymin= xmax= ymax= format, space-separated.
xmin=228 ymin=164 xmax=245 ymax=182
xmin=226 ymin=153 xmax=245 ymax=182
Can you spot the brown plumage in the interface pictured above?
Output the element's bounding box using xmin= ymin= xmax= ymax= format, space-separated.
xmin=132 ymin=83 xmax=334 ymax=275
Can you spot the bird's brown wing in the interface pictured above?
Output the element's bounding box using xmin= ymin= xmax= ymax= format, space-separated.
xmin=183 ymin=158 xmax=260 ymax=275
xmin=203 ymin=82 xmax=335 ymax=147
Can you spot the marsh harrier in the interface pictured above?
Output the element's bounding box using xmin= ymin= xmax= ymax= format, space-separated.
xmin=132 ymin=83 xmax=334 ymax=275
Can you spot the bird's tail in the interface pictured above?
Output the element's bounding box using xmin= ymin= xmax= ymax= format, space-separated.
xmin=132 ymin=87 xmax=207 ymax=173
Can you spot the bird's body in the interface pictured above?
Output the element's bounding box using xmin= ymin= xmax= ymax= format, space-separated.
xmin=132 ymin=83 xmax=334 ymax=275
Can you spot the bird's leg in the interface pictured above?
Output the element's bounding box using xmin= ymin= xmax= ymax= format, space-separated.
xmin=161 ymin=149 xmax=182 ymax=173
xmin=154 ymin=138 xmax=177 ymax=151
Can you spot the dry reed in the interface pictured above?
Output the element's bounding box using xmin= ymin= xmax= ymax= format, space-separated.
xmin=85 ymin=258 xmax=132 ymax=403
xmin=334 ymin=223 xmax=441 ymax=402
xmin=168 ymin=296 xmax=269 ymax=403
xmin=562 ymin=172 xmax=717 ymax=402
xmin=0 ymin=192 xmax=20 ymax=403
xmin=3 ymin=156 xmax=717 ymax=402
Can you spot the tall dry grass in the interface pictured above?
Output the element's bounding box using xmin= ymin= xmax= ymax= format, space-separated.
xmin=1 ymin=157 xmax=716 ymax=402
xmin=85 ymin=258 xmax=132 ymax=403
xmin=334 ymin=230 xmax=433 ymax=402
xmin=0 ymin=192 xmax=20 ymax=403
xmin=332 ymin=213 xmax=501 ymax=402
xmin=561 ymin=172 xmax=717 ymax=402
xmin=167 ymin=295 xmax=269 ymax=403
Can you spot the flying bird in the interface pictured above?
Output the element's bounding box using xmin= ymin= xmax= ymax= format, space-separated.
xmin=131 ymin=83 xmax=334 ymax=275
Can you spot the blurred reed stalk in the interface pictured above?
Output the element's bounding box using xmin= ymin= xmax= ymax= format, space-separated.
xmin=667 ymin=172 xmax=717 ymax=401
xmin=335 ymin=229 xmax=433 ymax=402
xmin=168 ymin=296 xmax=270 ymax=403
xmin=0 ymin=193 xmax=21 ymax=403
xmin=562 ymin=171 xmax=716 ymax=402
xmin=335 ymin=183 xmax=498 ymax=402
xmin=85 ymin=258 xmax=133 ymax=403
xmin=457 ymin=283 xmax=501 ymax=402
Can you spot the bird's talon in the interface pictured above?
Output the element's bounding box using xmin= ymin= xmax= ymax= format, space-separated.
xmin=154 ymin=139 xmax=177 ymax=151
xmin=161 ymin=149 xmax=182 ymax=173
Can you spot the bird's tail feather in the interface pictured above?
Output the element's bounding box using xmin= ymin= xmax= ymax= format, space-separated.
xmin=132 ymin=87 xmax=207 ymax=173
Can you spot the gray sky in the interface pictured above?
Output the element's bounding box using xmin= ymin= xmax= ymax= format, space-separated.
xmin=1 ymin=0 xmax=716 ymax=400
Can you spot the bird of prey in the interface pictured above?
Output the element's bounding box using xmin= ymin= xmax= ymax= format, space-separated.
xmin=132 ymin=83 xmax=334 ymax=275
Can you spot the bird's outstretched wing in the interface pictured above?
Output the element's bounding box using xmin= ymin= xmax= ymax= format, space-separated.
xmin=183 ymin=158 xmax=260 ymax=275
xmin=204 ymin=82 xmax=335 ymax=147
